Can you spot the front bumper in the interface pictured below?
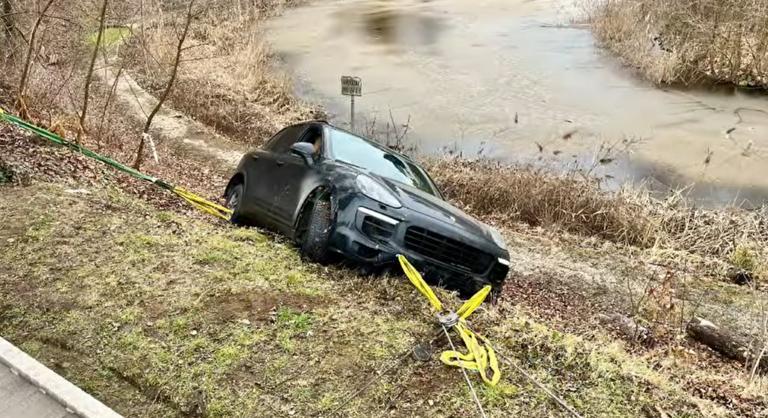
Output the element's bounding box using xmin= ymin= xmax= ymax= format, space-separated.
xmin=328 ymin=195 xmax=510 ymax=291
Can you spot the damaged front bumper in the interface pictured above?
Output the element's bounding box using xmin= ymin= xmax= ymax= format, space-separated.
xmin=328 ymin=195 xmax=510 ymax=291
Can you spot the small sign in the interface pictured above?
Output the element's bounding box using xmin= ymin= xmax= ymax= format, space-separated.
xmin=341 ymin=76 xmax=362 ymax=97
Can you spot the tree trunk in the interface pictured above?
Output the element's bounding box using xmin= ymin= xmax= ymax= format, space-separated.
xmin=687 ymin=317 xmax=767 ymax=372
xmin=17 ymin=0 xmax=57 ymax=116
xmin=2 ymin=0 xmax=12 ymax=42
xmin=133 ymin=0 xmax=195 ymax=169
xmin=76 ymin=0 xmax=108 ymax=144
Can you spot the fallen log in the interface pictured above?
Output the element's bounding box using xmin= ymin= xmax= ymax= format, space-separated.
xmin=686 ymin=317 xmax=767 ymax=372
xmin=598 ymin=313 xmax=652 ymax=343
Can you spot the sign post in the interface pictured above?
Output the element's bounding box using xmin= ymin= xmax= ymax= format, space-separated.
xmin=341 ymin=76 xmax=362 ymax=132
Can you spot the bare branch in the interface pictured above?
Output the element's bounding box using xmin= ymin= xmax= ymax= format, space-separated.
xmin=76 ymin=0 xmax=109 ymax=144
xmin=16 ymin=0 xmax=56 ymax=117
xmin=133 ymin=0 xmax=196 ymax=169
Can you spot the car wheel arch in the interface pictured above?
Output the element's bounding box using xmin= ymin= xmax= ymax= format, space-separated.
xmin=224 ymin=172 xmax=245 ymax=198
xmin=293 ymin=185 xmax=335 ymax=240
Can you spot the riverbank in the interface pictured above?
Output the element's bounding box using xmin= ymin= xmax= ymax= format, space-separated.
xmin=590 ymin=0 xmax=768 ymax=89
xmin=118 ymin=0 xmax=320 ymax=145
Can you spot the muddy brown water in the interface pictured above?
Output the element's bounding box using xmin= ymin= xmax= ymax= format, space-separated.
xmin=266 ymin=0 xmax=768 ymax=207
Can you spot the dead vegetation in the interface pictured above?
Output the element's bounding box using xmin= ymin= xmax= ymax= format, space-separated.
xmin=425 ymin=157 xmax=768 ymax=267
xmin=589 ymin=0 xmax=768 ymax=88
xmin=121 ymin=0 xmax=319 ymax=146
xmin=424 ymin=157 xmax=655 ymax=245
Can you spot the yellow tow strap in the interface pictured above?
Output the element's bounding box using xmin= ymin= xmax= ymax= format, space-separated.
xmin=172 ymin=187 xmax=232 ymax=221
xmin=398 ymin=255 xmax=500 ymax=386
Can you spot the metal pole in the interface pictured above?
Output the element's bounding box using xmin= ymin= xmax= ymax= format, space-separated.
xmin=350 ymin=95 xmax=355 ymax=132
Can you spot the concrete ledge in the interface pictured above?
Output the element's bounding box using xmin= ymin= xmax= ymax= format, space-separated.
xmin=0 ymin=337 xmax=122 ymax=418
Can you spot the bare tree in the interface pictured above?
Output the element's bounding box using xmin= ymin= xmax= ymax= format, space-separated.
xmin=76 ymin=0 xmax=108 ymax=144
xmin=17 ymin=0 xmax=56 ymax=119
xmin=133 ymin=0 xmax=196 ymax=169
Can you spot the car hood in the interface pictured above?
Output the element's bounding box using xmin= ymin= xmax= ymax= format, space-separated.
xmin=375 ymin=176 xmax=494 ymax=243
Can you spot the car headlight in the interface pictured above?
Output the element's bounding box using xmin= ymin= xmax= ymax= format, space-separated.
xmin=489 ymin=226 xmax=506 ymax=250
xmin=356 ymin=175 xmax=402 ymax=208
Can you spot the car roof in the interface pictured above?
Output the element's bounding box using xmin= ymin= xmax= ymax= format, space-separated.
xmin=292 ymin=120 xmax=419 ymax=164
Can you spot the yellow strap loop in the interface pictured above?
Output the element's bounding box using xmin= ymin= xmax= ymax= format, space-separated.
xmin=440 ymin=322 xmax=501 ymax=386
xmin=397 ymin=255 xmax=500 ymax=386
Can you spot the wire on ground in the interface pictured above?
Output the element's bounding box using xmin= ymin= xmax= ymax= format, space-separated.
xmin=398 ymin=255 xmax=502 ymax=418
xmin=463 ymin=323 xmax=585 ymax=418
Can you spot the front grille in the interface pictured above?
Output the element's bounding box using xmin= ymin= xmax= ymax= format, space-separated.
xmin=404 ymin=226 xmax=493 ymax=274
xmin=362 ymin=216 xmax=396 ymax=242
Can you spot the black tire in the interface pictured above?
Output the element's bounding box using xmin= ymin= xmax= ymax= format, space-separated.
xmin=460 ymin=278 xmax=496 ymax=300
xmin=300 ymin=198 xmax=333 ymax=263
xmin=225 ymin=183 xmax=244 ymax=225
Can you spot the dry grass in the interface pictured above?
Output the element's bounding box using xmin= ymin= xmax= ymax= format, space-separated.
xmin=122 ymin=0 xmax=319 ymax=146
xmin=424 ymin=157 xmax=659 ymax=247
xmin=590 ymin=0 xmax=768 ymax=88
xmin=656 ymin=202 xmax=768 ymax=261
xmin=425 ymin=157 xmax=768 ymax=267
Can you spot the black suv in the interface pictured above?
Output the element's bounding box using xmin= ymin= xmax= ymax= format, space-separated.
xmin=224 ymin=121 xmax=510 ymax=294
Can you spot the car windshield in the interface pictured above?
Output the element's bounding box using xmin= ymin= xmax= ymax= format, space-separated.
xmin=327 ymin=128 xmax=440 ymax=196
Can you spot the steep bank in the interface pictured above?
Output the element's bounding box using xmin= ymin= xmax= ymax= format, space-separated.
xmin=0 ymin=175 xmax=714 ymax=417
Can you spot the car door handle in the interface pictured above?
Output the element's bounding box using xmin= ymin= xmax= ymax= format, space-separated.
xmin=276 ymin=160 xmax=285 ymax=167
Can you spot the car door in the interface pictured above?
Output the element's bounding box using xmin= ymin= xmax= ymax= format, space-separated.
xmin=267 ymin=126 xmax=323 ymax=232
xmin=248 ymin=124 xmax=307 ymax=229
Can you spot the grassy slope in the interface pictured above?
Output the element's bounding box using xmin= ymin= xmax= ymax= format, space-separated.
xmin=0 ymin=183 xmax=708 ymax=417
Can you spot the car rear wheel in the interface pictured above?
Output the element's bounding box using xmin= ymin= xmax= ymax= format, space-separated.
xmin=226 ymin=183 xmax=244 ymax=224
xmin=300 ymin=198 xmax=333 ymax=264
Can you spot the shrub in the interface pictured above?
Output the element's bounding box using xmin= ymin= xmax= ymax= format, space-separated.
xmin=424 ymin=157 xmax=658 ymax=247
xmin=590 ymin=0 xmax=768 ymax=88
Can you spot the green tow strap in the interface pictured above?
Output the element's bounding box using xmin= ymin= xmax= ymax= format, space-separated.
xmin=0 ymin=108 xmax=232 ymax=220
xmin=0 ymin=109 xmax=164 ymax=186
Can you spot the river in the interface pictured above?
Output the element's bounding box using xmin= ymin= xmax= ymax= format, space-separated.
xmin=266 ymin=0 xmax=768 ymax=207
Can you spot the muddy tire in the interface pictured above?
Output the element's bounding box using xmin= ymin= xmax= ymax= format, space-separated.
xmin=226 ymin=183 xmax=244 ymax=225
xmin=300 ymin=198 xmax=333 ymax=264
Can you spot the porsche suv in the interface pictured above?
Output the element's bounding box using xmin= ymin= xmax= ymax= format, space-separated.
xmin=224 ymin=121 xmax=510 ymax=295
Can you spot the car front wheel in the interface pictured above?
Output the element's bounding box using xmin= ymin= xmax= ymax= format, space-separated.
xmin=300 ymin=198 xmax=333 ymax=264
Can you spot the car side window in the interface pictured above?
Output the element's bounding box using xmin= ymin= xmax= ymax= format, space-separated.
xmin=264 ymin=125 xmax=305 ymax=154
xmin=297 ymin=126 xmax=324 ymax=158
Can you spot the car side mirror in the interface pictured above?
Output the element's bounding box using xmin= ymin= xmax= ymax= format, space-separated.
xmin=290 ymin=142 xmax=316 ymax=165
